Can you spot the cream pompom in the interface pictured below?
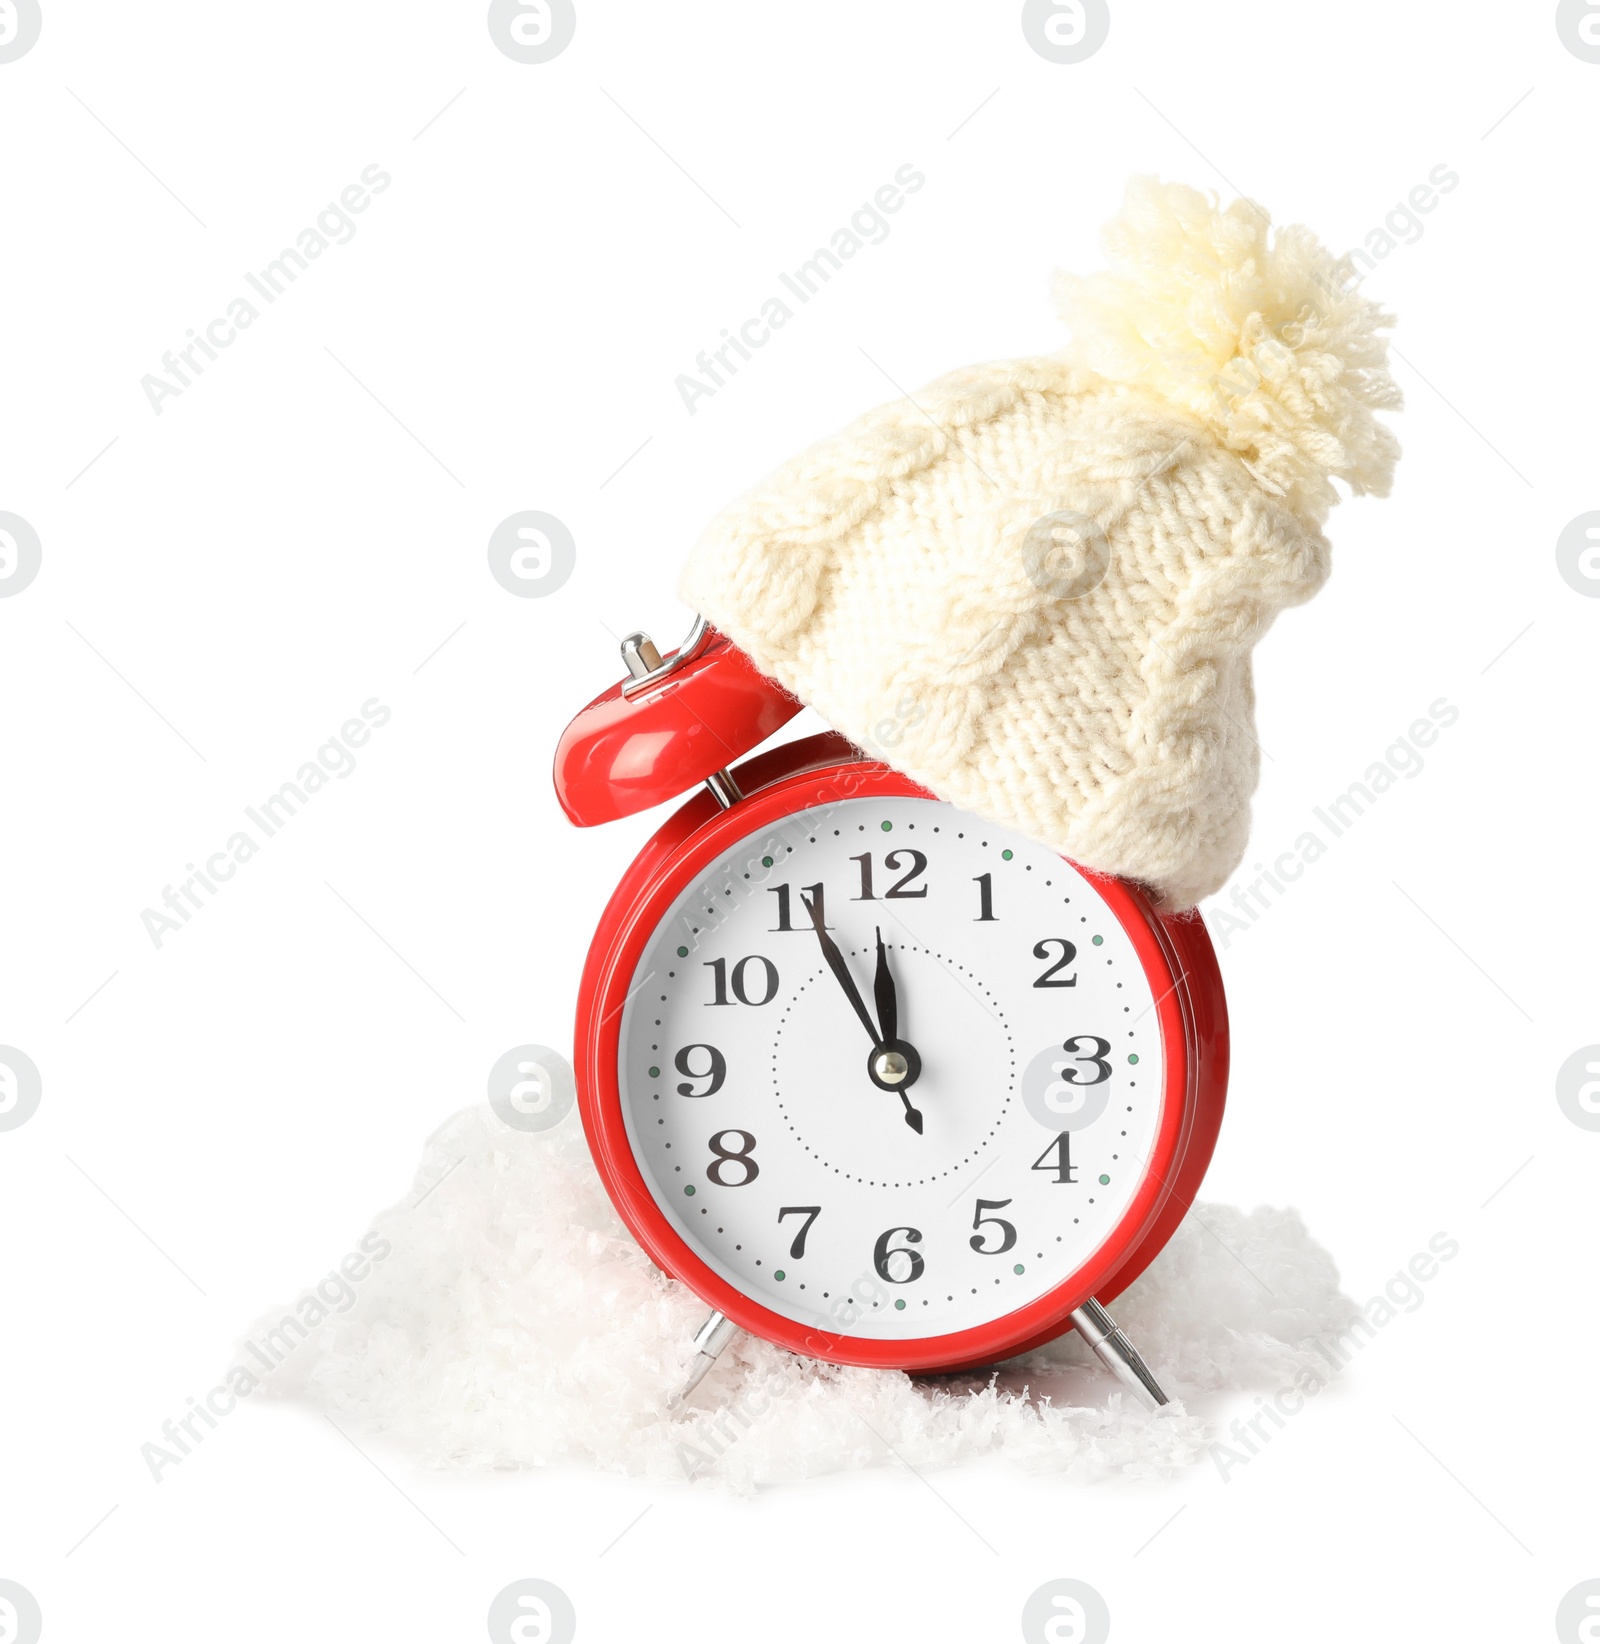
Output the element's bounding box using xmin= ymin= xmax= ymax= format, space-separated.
xmin=1054 ymin=177 xmax=1401 ymax=525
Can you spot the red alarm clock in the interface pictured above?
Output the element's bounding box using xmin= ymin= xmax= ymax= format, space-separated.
xmin=555 ymin=620 xmax=1227 ymax=1406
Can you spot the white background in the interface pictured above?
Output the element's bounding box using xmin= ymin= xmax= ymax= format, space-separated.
xmin=2 ymin=2 xmax=1596 ymax=1639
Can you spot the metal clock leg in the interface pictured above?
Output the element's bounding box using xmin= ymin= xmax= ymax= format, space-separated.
xmin=1070 ymin=1297 xmax=1169 ymax=1410
xmin=668 ymin=1309 xmax=740 ymax=1410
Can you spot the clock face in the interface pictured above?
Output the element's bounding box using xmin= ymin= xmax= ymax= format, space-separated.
xmin=615 ymin=792 xmax=1169 ymax=1345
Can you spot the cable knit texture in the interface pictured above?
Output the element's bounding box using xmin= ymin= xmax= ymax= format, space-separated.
xmin=681 ymin=179 xmax=1400 ymax=908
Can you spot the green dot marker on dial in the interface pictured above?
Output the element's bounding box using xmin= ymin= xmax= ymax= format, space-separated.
xmin=1128 ymin=1053 xmax=1139 ymax=1064
xmin=894 ymin=1298 xmax=906 ymax=1309
xmin=762 ymin=856 xmax=773 ymax=867
xmin=1013 ymin=1263 xmax=1025 ymax=1275
xmin=648 ymin=1066 xmax=660 ymax=1078
xmin=1092 ymin=934 xmax=1104 ymax=946
xmin=774 ymin=1270 xmax=785 ymax=1282
xmin=881 ymin=820 xmax=893 ymax=832
xmin=1098 ymin=1174 xmax=1110 ymax=1185
xmin=677 ymin=946 xmax=688 ymax=957
xmin=684 ymin=1185 xmax=696 ymax=1196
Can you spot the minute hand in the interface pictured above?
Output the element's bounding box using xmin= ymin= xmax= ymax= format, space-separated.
xmin=801 ymin=892 xmax=882 ymax=1046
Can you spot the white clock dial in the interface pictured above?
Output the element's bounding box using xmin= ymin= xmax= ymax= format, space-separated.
xmin=618 ymin=795 xmax=1165 ymax=1341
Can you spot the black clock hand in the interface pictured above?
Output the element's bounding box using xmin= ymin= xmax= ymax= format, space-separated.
xmin=873 ymin=926 xmax=897 ymax=1046
xmin=801 ymin=891 xmax=881 ymax=1048
xmin=871 ymin=925 xmax=923 ymax=1135
xmin=803 ymin=897 xmax=924 ymax=1134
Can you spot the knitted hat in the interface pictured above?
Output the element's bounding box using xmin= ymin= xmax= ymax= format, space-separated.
xmin=680 ymin=178 xmax=1400 ymax=909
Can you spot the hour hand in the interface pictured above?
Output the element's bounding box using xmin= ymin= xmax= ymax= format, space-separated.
xmin=873 ymin=926 xmax=897 ymax=1046
xmin=870 ymin=928 xmax=922 ymax=1132
xmin=801 ymin=892 xmax=880 ymax=1047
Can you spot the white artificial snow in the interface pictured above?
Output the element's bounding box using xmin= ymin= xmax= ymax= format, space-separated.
xmin=238 ymin=1105 xmax=1357 ymax=1492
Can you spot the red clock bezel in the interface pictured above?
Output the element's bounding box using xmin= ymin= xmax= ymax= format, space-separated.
xmin=574 ymin=735 xmax=1227 ymax=1373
